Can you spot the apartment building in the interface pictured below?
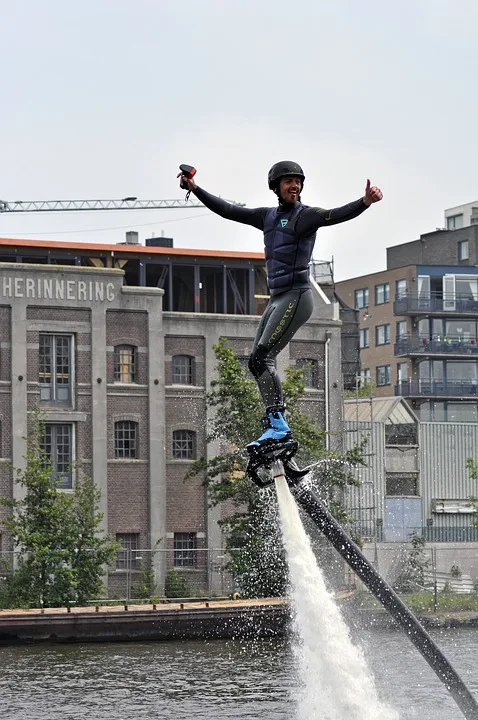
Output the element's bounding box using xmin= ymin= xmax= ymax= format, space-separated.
xmin=336 ymin=222 xmax=478 ymax=422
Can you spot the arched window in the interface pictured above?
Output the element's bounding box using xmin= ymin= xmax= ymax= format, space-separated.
xmin=172 ymin=355 xmax=194 ymax=385
xmin=172 ymin=430 xmax=196 ymax=460
xmin=115 ymin=420 xmax=138 ymax=458
xmin=114 ymin=345 xmax=137 ymax=383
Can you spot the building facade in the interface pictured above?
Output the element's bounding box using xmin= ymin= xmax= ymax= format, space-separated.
xmin=445 ymin=200 xmax=478 ymax=231
xmin=0 ymin=237 xmax=343 ymax=598
xmin=336 ymin=224 xmax=478 ymax=422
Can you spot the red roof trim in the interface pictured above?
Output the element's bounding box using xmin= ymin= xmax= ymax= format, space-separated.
xmin=0 ymin=237 xmax=264 ymax=261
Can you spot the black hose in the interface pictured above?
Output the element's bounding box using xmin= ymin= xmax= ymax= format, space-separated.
xmin=292 ymin=483 xmax=478 ymax=719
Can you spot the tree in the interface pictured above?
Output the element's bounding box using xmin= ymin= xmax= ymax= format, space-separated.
xmin=0 ymin=413 xmax=118 ymax=608
xmin=187 ymin=337 xmax=365 ymax=598
xmin=394 ymin=533 xmax=430 ymax=592
xmin=466 ymin=458 xmax=478 ymax=527
xmin=343 ymin=381 xmax=376 ymax=399
xmin=164 ymin=568 xmax=189 ymax=599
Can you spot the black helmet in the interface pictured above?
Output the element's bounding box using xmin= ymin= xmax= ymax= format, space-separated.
xmin=268 ymin=161 xmax=305 ymax=190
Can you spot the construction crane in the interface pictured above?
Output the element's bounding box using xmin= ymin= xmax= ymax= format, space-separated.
xmin=0 ymin=197 xmax=244 ymax=213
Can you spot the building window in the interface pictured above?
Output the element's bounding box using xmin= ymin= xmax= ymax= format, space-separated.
xmin=296 ymin=358 xmax=319 ymax=387
xmin=115 ymin=421 xmax=138 ymax=458
xmin=397 ymin=362 xmax=409 ymax=382
xmin=174 ymin=532 xmax=197 ymax=567
xmin=447 ymin=214 xmax=463 ymax=231
xmin=446 ymin=402 xmax=478 ymax=423
xmin=172 ymin=430 xmax=196 ymax=460
xmin=39 ymin=334 xmax=73 ymax=406
xmin=375 ymin=324 xmax=391 ymax=345
xmin=114 ymin=345 xmax=136 ymax=383
xmin=395 ymin=279 xmax=407 ymax=299
xmin=376 ymin=365 xmax=391 ymax=386
xmin=359 ymin=328 xmax=369 ymax=349
xmin=385 ymin=423 xmax=417 ymax=446
xmin=385 ymin=472 xmax=419 ymax=496
xmin=375 ymin=283 xmax=390 ymax=305
xmin=42 ymin=424 xmax=73 ymax=489
xmin=172 ymin=355 xmax=194 ymax=384
xmin=116 ymin=533 xmax=141 ymax=570
xmin=354 ymin=288 xmax=369 ymax=309
xmin=360 ymin=368 xmax=371 ymax=386
xmin=396 ymin=321 xmax=407 ymax=339
xmin=458 ymin=239 xmax=469 ymax=261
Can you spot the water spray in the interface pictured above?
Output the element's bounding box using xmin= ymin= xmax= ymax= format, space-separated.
xmin=262 ymin=459 xmax=478 ymax=719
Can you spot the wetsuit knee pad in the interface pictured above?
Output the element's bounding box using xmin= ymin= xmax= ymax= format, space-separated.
xmin=248 ymin=344 xmax=269 ymax=378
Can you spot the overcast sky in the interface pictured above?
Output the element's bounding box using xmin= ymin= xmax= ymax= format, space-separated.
xmin=2 ymin=0 xmax=477 ymax=280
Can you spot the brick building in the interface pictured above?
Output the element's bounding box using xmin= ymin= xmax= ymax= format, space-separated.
xmin=0 ymin=236 xmax=343 ymax=597
xmin=336 ymin=224 xmax=478 ymax=422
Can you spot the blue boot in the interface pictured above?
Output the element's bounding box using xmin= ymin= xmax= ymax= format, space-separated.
xmin=247 ymin=405 xmax=293 ymax=449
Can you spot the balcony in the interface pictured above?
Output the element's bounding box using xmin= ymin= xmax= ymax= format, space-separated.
xmin=395 ymin=380 xmax=478 ymax=398
xmin=394 ymin=293 xmax=478 ymax=316
xmin=395 ymin=335 xmax=478 ymax=358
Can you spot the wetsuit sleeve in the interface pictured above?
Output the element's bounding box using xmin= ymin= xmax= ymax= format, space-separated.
xmin=193 ymin=186 xmax=266 ymax=230
xmin=299 ymin=198 xmax=369 ymax=233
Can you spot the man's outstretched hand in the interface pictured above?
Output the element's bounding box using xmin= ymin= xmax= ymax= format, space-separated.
xmin=363 ymin=179 xmax=383 ymax=206
xmin=177 ymin=171 xmax=197 ymax=191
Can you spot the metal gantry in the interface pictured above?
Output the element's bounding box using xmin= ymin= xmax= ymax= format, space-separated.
xmin=0 ymin=197 xmax=244 ymax=213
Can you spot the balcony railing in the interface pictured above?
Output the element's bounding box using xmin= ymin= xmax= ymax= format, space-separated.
xmin=395 ymin=335 xmax=478 ymax=357
xmin=394 ymin=293 xmax=478 ymax=315
xmin=395 ymin=380 xmax=478 ymax=398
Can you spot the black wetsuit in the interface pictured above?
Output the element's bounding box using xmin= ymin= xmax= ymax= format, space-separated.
xmin=193 ymin=186 xmax=369 ymax=408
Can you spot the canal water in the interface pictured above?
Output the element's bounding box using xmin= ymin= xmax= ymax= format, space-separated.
xmin=2 ymin=480 xmax=477 ymax=719
xmin=1 ymin=627 xmax=477 ymax=719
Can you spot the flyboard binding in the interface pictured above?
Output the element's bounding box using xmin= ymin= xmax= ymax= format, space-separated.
xmin=246 ymin=440 xmax=315 ymax=488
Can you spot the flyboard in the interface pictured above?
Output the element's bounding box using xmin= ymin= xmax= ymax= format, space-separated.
xmin=246 ymin=441 xmax=478 ymax=720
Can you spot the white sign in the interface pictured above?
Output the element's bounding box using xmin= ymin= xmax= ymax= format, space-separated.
xmin=0 ymin=276 xmax=116 ymax=303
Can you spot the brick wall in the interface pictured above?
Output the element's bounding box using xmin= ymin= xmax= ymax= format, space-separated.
xmin=387 ymin=227 xmax=478 ymax=270
xmin=26 ymin=308 xmax=91 ymax=323
xmin=107 ymin=463 xmax=149 ymax=542
xmin=164 ymin=336 xmax=205 ymax=386
xmin=0 ymin=307 xmax=11 ymax=383
xmin=106 ymin=310 xmax=149 ymax=385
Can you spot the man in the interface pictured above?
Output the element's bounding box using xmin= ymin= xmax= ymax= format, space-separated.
xmin=178 ymin=161 xmax=383 ymax=450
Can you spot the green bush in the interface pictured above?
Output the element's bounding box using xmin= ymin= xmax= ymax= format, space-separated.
xmin=164 ymin=568 xmax=189 ymax=598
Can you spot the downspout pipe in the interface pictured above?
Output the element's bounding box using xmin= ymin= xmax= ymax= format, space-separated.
xmin=324 ymin=331 xmax=331 ymax=450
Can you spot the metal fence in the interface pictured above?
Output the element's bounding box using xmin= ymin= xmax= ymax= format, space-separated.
xmin=355 ymin=542 xmax=478 ymax=592
xmin=2 ymin=541 xmax=478 ymax=606
xmin=0 ymin=547 xmax=236 ymax=602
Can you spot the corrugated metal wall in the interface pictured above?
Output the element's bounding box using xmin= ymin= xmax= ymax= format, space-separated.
xmin=420 ymin=422 xmax=478 ymax=540
xmin=343 ymin=420 xmax=478 ymax=542
xmin=344 ymin=421 xmax=385 ymax=538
